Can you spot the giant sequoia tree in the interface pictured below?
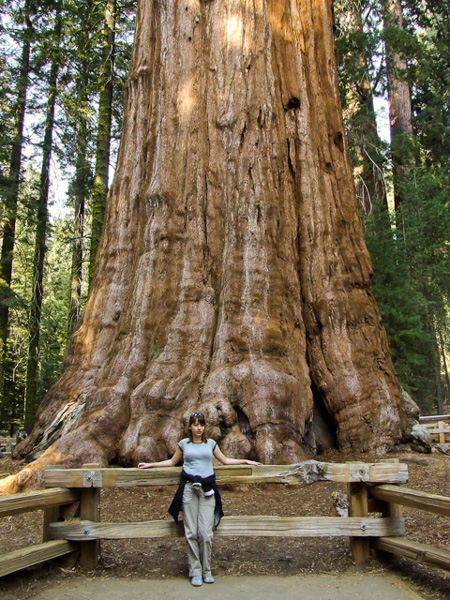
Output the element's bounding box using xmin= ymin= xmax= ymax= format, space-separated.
xmin=4 ymin=0 xmax=417 ymax=492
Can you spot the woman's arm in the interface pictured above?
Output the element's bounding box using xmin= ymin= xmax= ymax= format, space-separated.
xmin=138 ymin=446 xmax=183 ymax=469
xmin=213 ymin=445 xmax=261 ymax=466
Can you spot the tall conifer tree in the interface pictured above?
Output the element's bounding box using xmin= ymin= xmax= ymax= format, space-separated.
xmin=0 ymin=0 xmax=34 ymax=419
xmin=88 ymin=0 xmax=116 ymax=286
xmin=24 ymin=3 xmax=63 ymax=430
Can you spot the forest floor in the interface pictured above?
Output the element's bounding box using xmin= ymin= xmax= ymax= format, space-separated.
xmin=0 ymin=449 xmax=449 ymax=600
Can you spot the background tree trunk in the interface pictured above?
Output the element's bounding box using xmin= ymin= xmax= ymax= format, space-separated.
xmin=88 ymin=0 xmax=116 ymax=287
xmin=382 ymin=0 xmax=415 ymax=212
xmin=68 ymin=83 xmax=89 ymax=334
xmin=0 ymin=2 xmax=32 ymax=416
xmin=336 ymin=0 xmax=387 ymax=214
xmin=23 ymin=10 xmax=62 ymax=431
xmin=8 ymin=0 xmax=416 ymax=492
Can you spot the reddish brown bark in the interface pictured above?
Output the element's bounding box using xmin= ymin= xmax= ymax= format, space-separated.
xmin=3 ymin=0 xmax=416 ymax=493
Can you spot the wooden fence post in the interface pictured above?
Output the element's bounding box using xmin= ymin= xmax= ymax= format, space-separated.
xmin=43 ymin=466 xmax=65 ymax=543
xmin=348 ymin=482 xmax=370 ymax=563
xmin=43 ymin=466 xmax=81 ymax=567
xmin=438 ymin=421 xmax=446 ymax=444
xmin=369 ymin=483 xmax=403 ymax=559
xmin=79 ymin=464 xmax=101 ymax=568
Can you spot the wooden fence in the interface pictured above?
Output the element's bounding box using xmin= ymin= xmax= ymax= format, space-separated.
xmin=1 ymin=460 xmax=449 ymax=578
xmin=0 ymin=487 xmax=79 ymax=577
xmin=370 ymin=484 xmax=450 ymax=570
xmin=0 ymin=438 xmax=16 ymax=455
xmin=419 ymin=414 xmax=450 ymax=443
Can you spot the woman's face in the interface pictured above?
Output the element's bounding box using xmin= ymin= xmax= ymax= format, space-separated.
xmin=189 ymin=419 xmax=205 ymax=439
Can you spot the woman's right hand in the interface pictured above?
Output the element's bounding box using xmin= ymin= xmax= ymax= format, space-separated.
xmin=138 ymin=462 xmax=153 ymax=469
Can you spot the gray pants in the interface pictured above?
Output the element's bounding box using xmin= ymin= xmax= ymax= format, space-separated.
xmin=182 ymin=482 xmax=216 ymax=578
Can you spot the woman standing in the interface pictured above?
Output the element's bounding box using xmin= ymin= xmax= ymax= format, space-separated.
xmin=138 ymin=412 xmax=261 ymax=586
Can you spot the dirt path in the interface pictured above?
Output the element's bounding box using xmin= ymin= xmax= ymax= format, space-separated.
xmin=10 ymin=573 xmax=426 ymax=600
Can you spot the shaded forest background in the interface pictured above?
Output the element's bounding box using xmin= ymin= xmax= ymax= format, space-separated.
xmin=0 ymin=0 xmax=449 ymax=438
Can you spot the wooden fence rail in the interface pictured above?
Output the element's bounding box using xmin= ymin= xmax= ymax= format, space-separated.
xmin=419 ymin=415 xmax=450 ymax=423
xmin=0 ymin=488 xmax=79 ymax=518
xmin=372 ymin=537 xmax=450 ymax=571
xmin=1 ymin=459 xmax=449 ymax=579
xmin=44 ymin=461 xmax=409 ymax=488
xmin=370 ymin=484 xmax=450 ymax=517
xmin=0 ymin=487 xmax=80 ymax=577
xmin=419 ymin=415 xmax=450 ymax=443
xmin=368 ymin=483 xmax=450 ymax=571
xmin=48 ymin=516 xmax=405 ymax=541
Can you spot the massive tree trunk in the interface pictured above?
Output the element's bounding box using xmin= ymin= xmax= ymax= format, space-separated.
xmin=6 ymin=0 xmax=417 ymax=492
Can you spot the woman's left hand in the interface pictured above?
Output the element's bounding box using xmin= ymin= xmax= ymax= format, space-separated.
xmin=244 ymin=459 xmax=263 ymax=466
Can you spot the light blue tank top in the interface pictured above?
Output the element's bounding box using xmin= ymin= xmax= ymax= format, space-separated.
xmin=179 ymin=438 xmax=216 ymax=478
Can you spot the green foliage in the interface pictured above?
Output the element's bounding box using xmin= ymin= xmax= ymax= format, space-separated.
xmin=38 ymin=217 xmax=72 ymax=402
xmin=1 ymin=169 xmax=38 ymax=430
xmin=334 ymin=0 xmax=450 ymax=411
xmin=0 ymin=0 xmax=136 ymax=432
xmin=397 ymin=166 xmax=450 ymax=309
xmin=1 ymin=185 xmax=73 ymax=428
xmin=364 ymin=163 xmax=450 ymax=411
xmin=363 ymin=202 xmax=432 ymax=406
xmin=411 ymin=4 xmax=450 ymax=169
xmin=334 ymin=1 xmax=389 ymax=212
